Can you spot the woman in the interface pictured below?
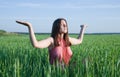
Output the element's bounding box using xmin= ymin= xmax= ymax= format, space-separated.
xmin=16 ymin=18 xmax=87 ymax=66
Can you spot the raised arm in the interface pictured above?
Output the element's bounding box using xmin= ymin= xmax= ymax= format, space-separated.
xmin=69 ymin=24 xmax=87 ymax=45
xmin=16 ymin=20 xmax=53 ymax=48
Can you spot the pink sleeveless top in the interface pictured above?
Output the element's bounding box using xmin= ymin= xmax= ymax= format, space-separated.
xmin=49 ymin=39 xmax=73 ymax=65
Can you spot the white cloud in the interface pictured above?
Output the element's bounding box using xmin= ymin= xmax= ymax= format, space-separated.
xmin=17 ymin=3 xmax=46 ymax=8
xmin=0 ymin=1 xmax=120 ymax=9
xmin=85 ymin=4 xmax=120 ymax=9
xmin=16 ymin=2 xmax=120 ymax=9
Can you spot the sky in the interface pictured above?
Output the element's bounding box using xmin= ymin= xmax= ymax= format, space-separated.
xmin=0 ymin=0 xmax=120 ymax=33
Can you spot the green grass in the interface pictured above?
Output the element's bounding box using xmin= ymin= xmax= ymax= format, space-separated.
xmin=0 ymin=34 xmax=120 ymax=77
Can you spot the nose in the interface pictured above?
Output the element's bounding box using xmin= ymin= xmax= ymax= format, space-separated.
xmin=63 ymin=24 xmax=67 ymax=27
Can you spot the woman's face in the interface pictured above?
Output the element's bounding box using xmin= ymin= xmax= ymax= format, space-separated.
xmin=59 ymin=20 xmax=68 ymax=33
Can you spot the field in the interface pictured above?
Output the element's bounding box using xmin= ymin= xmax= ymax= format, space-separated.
xmin=0 ymin=34 xmax=120 ymax=77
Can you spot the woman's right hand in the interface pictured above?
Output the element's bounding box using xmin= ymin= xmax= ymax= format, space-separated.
xmin=80 ymin=24 xmax=87 ymax=29
xmin=16 ymin=20 xmax=32 ymax=27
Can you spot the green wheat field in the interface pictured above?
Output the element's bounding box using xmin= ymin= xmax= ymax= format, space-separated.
xmin=0 ymin=33 xmax=120 ymax=77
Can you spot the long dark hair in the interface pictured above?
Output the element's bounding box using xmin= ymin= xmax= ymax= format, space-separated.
xmin=51 ymin=18 xmax=71 ymax=46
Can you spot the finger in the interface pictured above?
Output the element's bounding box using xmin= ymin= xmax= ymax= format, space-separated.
xmin=80 ymin=25 xmax=88 ymax=29
xmin=80 ymin=25 xmax=84 ymax=27
xmin=16 ymin=20 xmax=19 ymax=23
xmin=16 ymin=20 xmax=22 ymax=24
xmin=16 ymin=21 xmax=25 ymax=25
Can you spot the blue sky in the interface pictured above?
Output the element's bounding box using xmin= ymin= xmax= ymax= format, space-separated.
xmin=0 ymin=0 xmax=120 ymax=33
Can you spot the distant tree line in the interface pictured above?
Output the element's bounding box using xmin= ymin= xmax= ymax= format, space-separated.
xmin=0 ymin=29 xmax=19 ymax=36
xmin=0 ymin=30 xmax=6 ymax=33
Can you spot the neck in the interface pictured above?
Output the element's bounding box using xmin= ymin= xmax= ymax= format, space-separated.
xmin=58 ymin=33 xmax=64 ymax=39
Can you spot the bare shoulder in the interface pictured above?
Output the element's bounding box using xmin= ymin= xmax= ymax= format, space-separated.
xmin=47 ymin=37 xmax=54 ymax=43
xmin=36 ymin=37 xmax=54 ymax=48
xmin=69 ymin=37 xmax=74 ymax=43
xmin=69 ymin=36 xmax=75 ymax=41
xmin=47 ymin=37 xmax=54 ymax=49
xmin=69 ymin=36 xmax=81 ymax=45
